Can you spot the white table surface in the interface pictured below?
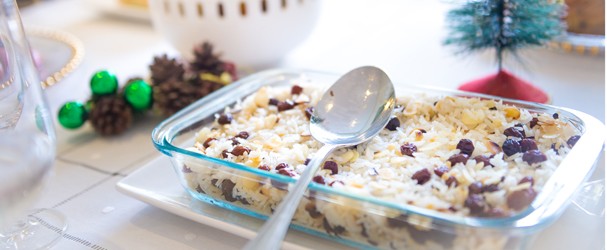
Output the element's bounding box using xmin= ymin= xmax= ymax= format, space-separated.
xmin=20 ymin=0 xmax=605 ymax=249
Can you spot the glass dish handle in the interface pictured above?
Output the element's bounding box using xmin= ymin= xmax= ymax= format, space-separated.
xmin=572 ymin=179 xmax=605 ymax=217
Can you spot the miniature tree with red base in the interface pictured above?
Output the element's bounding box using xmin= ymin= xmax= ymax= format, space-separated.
xmin=444 ymin=0 xmax=565 ymax=103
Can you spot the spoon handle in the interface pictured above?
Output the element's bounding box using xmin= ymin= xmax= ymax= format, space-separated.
xmin=243 ymin=144 xmax=339 ymax=250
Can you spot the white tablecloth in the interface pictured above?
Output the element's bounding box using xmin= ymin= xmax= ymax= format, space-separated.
xmin=21 ymin=0 xmax=604 ymax=249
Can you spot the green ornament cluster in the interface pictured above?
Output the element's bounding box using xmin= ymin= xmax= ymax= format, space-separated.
xmin=58 ymin=70 xmax=153 ymax=132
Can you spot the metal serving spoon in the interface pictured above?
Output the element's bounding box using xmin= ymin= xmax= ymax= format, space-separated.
xmin=243 ymin=66 xmax=396 ymax=250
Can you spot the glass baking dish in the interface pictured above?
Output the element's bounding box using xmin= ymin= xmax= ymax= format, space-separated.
xmin=151 ymin=69 xmax=605 ymax=249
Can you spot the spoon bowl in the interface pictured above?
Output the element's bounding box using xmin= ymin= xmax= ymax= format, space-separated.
xmin=243 ymin=66 xmax=395 ymax=250
xmin=311 ymin=66 xmax=396 ymax=145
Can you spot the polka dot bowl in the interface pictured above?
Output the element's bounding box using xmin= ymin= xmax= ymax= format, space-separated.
xmin=148 ymin=0 xmax=321 ymax=68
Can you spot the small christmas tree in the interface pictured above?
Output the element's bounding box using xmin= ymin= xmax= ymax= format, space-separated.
xmin=444 ymin=0 xmax=566 ymax=103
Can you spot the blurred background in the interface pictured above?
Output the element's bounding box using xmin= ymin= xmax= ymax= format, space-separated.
xmin=12 ymin=0 xmax=605 ymax=249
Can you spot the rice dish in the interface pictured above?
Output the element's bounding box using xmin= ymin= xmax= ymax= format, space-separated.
xmin=182 ymin=84 xmax=580 ymax=249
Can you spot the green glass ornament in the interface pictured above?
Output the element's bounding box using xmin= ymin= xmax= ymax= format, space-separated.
xmin=90 ymin=70 xmax=118 ymax=96
xmin=123 ymin=79 xmax=153 ymax=111
xmin=58 ymin=101 xmax=87 ymax=129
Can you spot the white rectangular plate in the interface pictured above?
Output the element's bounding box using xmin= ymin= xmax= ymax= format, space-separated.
xmin=117 ymin=155 xmax=604 ymax=250
xmin=116 ymin=155 xmax=349 ymax=250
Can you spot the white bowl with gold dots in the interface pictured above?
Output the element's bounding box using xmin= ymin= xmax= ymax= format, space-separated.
xmin=148 ymin=0 xmax=321 ymax=67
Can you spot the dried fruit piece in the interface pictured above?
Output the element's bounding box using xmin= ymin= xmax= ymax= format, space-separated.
xmin=482 ymin=183 xmax=500 ymax=192
xmin=221 ymin=179 xmax=237 ymax=202
xmin=268 ymin=98 xmax=279 ymax=106
xmin=231 ymin=145 xmax=251 ymax=156
xmin=235 ymin=131 xmax=250 ymax=139
xmin=522 ymin=150 xmax=547 ymax=165
xmin=433 ymin=165 xmax=449 ymax=177
xmin=465 ymin=194 xmax=486 ymax=215
xmin=448 ymin=153 xmax=469 ymax=166
xmin=203 ymin=137 xmax=216 ymax=148
xmin=567 ymin=135 xmax=581 ymax=148
xmin=468 ymin=182 xmax=483 ymax=194
xmin=385 ymin=117 xmax=401 ymax=131
xmin=446 ymin=176 xmax=458 ymax=187
xmin=278 ymin=168 xmax=296 ymax=177
xmin=412 ymin=169 xmax=431 ymax=185
xmin=456 ymin=139 xmax=475 ymax=156
xmin=291 ymin=85 xmax=303 ymax=95
xmin=502 ymin=139 xmax=522 ymax=156
xmin=217 ymin=113 xmax=233 ymax=125
xmin=530 ymin=117 xmax=539 ymax=128
xmin=277 ymin=100 xmax=295 ymax=112
xmin=518 ymin=176 xmax=534 ymax=185
xmin=305 ymin=202 xmax=322 ymax=218
xmin=258 ymin=164 xmax=271 ymax=171
xmin=312 ymin=175 xmax=325 ymax=185
xmin=400 ymin=142 xmax=417 ymax=157
xmin=275 ymin=163 xmax=289 ymax=170
xmin=507 ymin=187 xmax=537 ymax=211
xmin=520 ymin=138 xmax=538 ymax=152
xmin=504 ymin=127 xmax=525 ymax=138
xmin=323 ymin=161 xmax=339 ymax=175
xmin=229 ymin=138 xmax=240 ymax=146
xmin=473 ymin=155 xmax=492 ymax=167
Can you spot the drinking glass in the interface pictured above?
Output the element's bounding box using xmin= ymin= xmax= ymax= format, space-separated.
xmin=0 ymin=0 xmax=66 ymax=248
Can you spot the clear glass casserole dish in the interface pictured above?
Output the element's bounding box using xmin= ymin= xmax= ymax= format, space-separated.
xmin=151 ymin=69 xmax=605 ymax=249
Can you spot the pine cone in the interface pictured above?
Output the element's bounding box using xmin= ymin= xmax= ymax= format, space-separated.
xmin=153 ymin=78 xmax=202 ymax=116
xmin=149 ymin=54 xmax=185 ymax=85
xmin=189 ymin=74 xmax=224 ymax=97
xmin=190 ymin=42 xmax=224 ymax=75
xmin=89 ymin=96 xmax=133 ymax=136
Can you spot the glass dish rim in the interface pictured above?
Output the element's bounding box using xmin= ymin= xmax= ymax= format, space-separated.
xmin=151 ymin=68 xmax=605 ymax=232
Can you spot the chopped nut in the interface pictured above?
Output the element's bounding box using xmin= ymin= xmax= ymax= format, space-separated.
xmin=254 ymin=87 xmax=270 ymax=108
xmin=461 ymin=109 xmax=485 ymax=127
xmin=504 ymin=107 xmax=520 ymax=119
xmin=485 ymin=141 xmax=502 ymax=154
xmin=264 ymin=114 xmax=279 ymax=128
xmin=413 ymin=129 xmax=424 ymax=141
xmin=241 ymin=174 xmax=261 ymax=190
